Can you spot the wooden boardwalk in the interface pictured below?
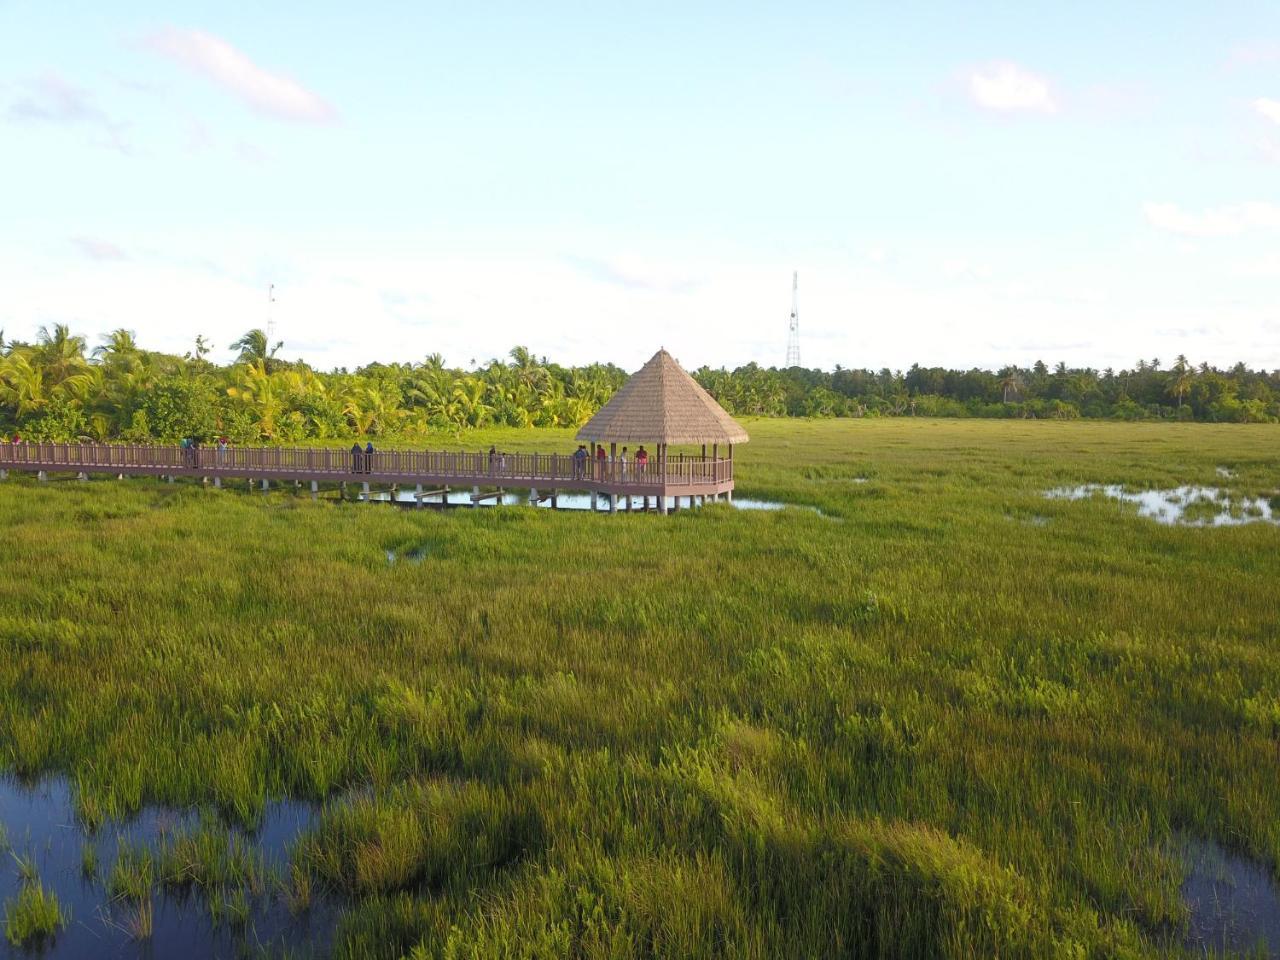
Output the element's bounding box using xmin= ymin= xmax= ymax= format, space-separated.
xmin=0 ymin=443 xmax=734 ymax=512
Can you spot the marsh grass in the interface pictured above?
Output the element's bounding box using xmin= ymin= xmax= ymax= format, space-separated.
xmin=3 ymin=881 xmax=67 ymax=947
xmin=1 ymin=419 xmax=1278 ymax=957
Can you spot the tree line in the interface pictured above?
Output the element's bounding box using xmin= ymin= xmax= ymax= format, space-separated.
xmin=1 ymin=325 xmax=1277 ymax=443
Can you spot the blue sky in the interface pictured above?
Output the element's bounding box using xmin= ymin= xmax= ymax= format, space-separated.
xmin=2 ymin=1 xmax=1279 ymax=372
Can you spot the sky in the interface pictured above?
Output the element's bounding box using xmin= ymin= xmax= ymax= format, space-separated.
xmin=2 ymin=1 xmax=1279 ymax=374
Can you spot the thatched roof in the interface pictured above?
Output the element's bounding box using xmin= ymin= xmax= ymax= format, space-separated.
xmin=576 ymin=349 xmax=749 ymax=446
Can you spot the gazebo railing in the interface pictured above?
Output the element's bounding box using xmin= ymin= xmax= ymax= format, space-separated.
xmin=0 ymin=443 xmax=733 ymax=488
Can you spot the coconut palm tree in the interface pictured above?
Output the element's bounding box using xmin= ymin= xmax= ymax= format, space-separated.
xmin=1168 ymin=355 xmax=1194 ymax=409
xmin=34 ymin=324 xmax=90 ymax=388
xmin=231 ymin=329 xmax=283 ymax=371
xmin=93 ymin=329 xmax=139 ymax=361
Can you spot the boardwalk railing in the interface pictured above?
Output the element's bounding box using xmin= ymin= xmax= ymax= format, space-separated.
xmin=0 ymin=443 xmax=734 ymax=489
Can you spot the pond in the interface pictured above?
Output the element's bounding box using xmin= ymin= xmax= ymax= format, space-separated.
xmin=1181 ymin=839 xmax=1280 ymax=958
xmin=1044 ymin=485 xmax=1279 ymax=527
xmin=0 ymin=776 xmax=335 ymax=958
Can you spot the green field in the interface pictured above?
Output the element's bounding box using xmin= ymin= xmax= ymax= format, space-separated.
xmin=2 ymin=419 xmax=1279 ymax=958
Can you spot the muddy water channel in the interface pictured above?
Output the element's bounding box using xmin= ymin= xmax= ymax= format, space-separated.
xmin=0 ymin=777 xmax=335 ymax=958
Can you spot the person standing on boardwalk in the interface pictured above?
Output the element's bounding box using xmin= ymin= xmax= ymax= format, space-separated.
xmin=618 ymin=447 xmax=629 ymax=481
xmin=594 ymin=444 xmax=607 ymax=480
xmin=351 ymin=442 xmax=362 ymax=474
xmin=489 ymin=445 xmax=497 ymax=476
xmin=364 ymin=441 xmax=375 ymax=474
xmin=635 ymin=446 xmax=648 ymax=474
xmin=572 ymin=444 xmax=587 ymax=480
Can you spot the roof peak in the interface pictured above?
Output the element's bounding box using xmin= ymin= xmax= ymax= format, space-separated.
xmin=576 ymin=347 xmax=749 ymax=446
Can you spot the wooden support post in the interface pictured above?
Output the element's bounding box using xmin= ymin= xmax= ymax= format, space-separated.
xmin=551 ymin=490 xmax=558 ymax=509
xmin=624 ymin=495 xmax=631 ymax=512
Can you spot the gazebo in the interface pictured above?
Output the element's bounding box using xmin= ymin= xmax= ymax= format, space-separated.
xmin=576 ymin=348 xmax=748 ymax=513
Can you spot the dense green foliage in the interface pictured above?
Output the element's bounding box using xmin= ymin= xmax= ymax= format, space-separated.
xmin=1 ymin=420 xmax=1278 ymax=957
xmin=3 ymin=326 xmax=1277 ymax=446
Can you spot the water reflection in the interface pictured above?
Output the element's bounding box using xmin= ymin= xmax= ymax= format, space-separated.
xmin=359 ymin=490 xmax=819 ymax=514
xmin=1044 ymin=485 xmax=1278 ymax=527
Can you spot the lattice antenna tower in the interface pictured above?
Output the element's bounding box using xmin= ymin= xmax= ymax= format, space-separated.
xmin=266 ymin=283 xmax=277 ymax=344
xmin=785 ymin=271 xmax=801 ymax=367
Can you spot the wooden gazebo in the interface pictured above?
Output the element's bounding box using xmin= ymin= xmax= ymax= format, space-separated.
xmin=576 ymin=348 xmax=748 ymax=513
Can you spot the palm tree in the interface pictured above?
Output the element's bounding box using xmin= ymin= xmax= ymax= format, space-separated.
xmin=0 ymin=353 xmax=48 ymax=417
xmin=93 ymin=328 xmax=138 ymax=361
xmin=34 ymin=324 xmax=90 ymax=388
xmin=231 ymin=329 xmax=283 ymax=371
xmin=998 ymin=370 xmax=1023 ymax=404
xmin=226 ymin=362 xmax=283 ymax=438
xmin=1168 ymin=355 xmax=1194 ymax=409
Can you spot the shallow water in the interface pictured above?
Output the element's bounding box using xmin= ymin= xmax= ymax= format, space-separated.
xmin=1181 ymin=839 xmax=1280 ymax=958
xmin=0 ymin=776 xmax=335 ymax=958
xmin=1044 ymin=484 xmax=1278 ymax=527
xmin=360 ymin=489 xmax=815 ymax=514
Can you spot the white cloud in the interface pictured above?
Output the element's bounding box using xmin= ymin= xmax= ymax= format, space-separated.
xmin=1143 ymin=201 xmax=1280 ymax=238
xmin=968 ymin=62 xmax=1056 ymax=113
xmin=1254 ymin=97 xmax=1280 ymax=125
xmin=145 ymin=27 xmax=335 ymax=122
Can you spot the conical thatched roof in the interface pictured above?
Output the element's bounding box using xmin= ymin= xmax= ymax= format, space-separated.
xmin=576 ymin=349 xmax=749 ymax=445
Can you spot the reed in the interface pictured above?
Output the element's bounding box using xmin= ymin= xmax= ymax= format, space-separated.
xmin=0 ymin=419 xmax=1277 ymax=957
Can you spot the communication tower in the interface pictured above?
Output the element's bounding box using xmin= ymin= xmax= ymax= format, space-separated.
xmin=785 ymin=271 xmax=801 ymax=367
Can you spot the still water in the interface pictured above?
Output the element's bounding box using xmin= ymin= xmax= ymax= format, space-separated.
xmin=1044 ymin=484 xmax=1279 ymax=527
xmin=0 ymin=777 xmax=334 ymax=958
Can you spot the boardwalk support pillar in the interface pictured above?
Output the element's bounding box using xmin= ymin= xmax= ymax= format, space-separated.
xmin=362 ymin=482 xmax=370 ymax=498
xmin=77 ymin=472 xmax=88 ymax=482
xmin=0 ymin=469 xmax=7 ymax=480
xmin=311 ymin=481 xmax=319 ymax=500
xmin=37 ymin=471 xmax=47 ymax=483
xmin=551 ymin=490 xmax=558 ymax=509
xmin=659 ymin=496 xmax=667 ymax=515
xmin=213 ymin=477 xmax=221 ymax=489
xmin=261 ymin=479 xmax=269 ymax=491
xmin=529 ymin=487 xmax=538 ymax=506
xmin=609 ymin=494 xmax=617 ymax=514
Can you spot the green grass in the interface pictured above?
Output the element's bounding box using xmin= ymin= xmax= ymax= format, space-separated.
xmin=1 ymin=419 xmax=1278 ymax=958
xmin=3 ymin=881 xmax=67 ymax=947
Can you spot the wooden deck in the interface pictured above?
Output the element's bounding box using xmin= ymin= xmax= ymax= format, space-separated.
xmin=0 ymin=442 xmax=734 ymax=505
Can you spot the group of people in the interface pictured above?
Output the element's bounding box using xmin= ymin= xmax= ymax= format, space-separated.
xmin=572 ymin=443 xmax=648 ymax=480
xmin=350 ymin=441 xmax=376 ymax=474
xmin=179 ymin=436 xmax=231 ymax=467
